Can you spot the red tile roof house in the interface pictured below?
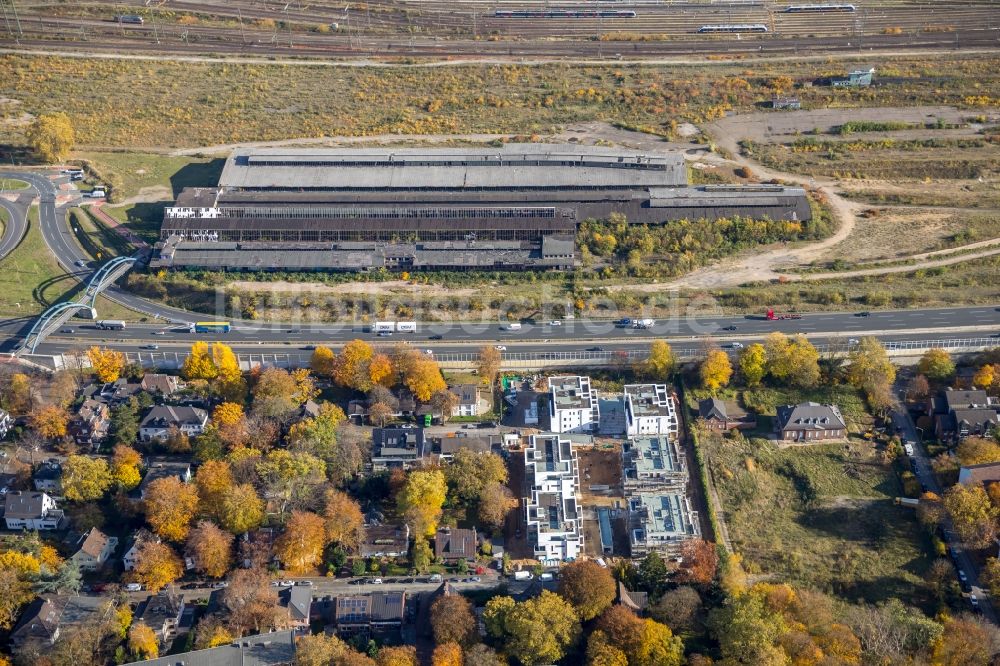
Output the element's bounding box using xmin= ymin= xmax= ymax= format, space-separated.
xmin=70 ymin=527 xmax=119 ymax=571
xmin=774 ymin=403 xmax=847 ymax=442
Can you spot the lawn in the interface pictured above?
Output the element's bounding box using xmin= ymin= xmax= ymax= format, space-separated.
xmin=0 ymin=205 xmax=140 ymax=319
xmin=701 ymin=430 xmax=935 ymax=609
xmin=0 ymin=178 xmax=29 ymax=190
xmin=69 ymin=207 xmax=134 ymax=260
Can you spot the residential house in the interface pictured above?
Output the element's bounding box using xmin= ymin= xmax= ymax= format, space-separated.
xmin=548 ymin=375 xmax=599 ymax=434
xmin=99 ymin=378 xmax=141 ymax=406
xmin=122 ymin=529 xmax=160 ymax=571
xmin=139 ymin=406 xmax=208 ymax=442
xmin=450 ymin=384 xmax=485 ymax=417
xmin=32 ymin=460 xmax=63 ymax=494
xmin=360 ymin=523 xmax=410 ymax=559
xmin=628 ymin=493 xmax=700 ymax=558
xmin=698 ymin=398 xmax=757 ymax=431
xmin=0 ymin=408 xmax=12 ymax=440
xmin=9 ymin=596 xmax=108 ymax=655
xmin=437 ymin=434 xmax=497 ymax=461
xmin=241 ymin=527 xmax=279 ymax=569
xmin=3 ymin=491 xmax=66 ymax=530
xmin=958 ymin=462 xmax=1000 ymax=487
xmin=123 ymin=530 xmax=159 ymax=571
xmin=70 ymin=527 xmax=118 ymax=571
xmin=140 ymin=373 xmax=182 ymax=397
xmin=523 ymin=434 xmax=583 ymax=563
xmin=624 ymin=384 xmax=678 ymax=437
xmin=129 ymin=630 xmax=297 ymax=666
xmin=623 ymin=437 xmax=687 ymax=493
xmin=928 ymin=388 xmax=999 ymax=443
xmin=282 ymin=586 xmax=313 ymax=631
xmin=372 ymin=427 xmax=425 ymax=471
xmin=136 ymin=592 xmax=185 ymax=648
xmin=434 ymin=527 xmax=478 ymax=564
xmin=616 ymin=582 xmax=649 ymax=617
xmin=69 ymin=399 xmax=111 ymax=448
xmin=775 ymin=403 xmax=847 ymax=442
xmin=333 ymin=592 xmax=406 ymax=639
xmin=137 ymin=460 xmax=193 ymax=499
xmin=8 ymin=598 xmax=61 ymax=651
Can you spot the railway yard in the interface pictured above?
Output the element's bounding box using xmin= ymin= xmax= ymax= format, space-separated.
xmin=0 ymin=0 xmax=999 ymax=59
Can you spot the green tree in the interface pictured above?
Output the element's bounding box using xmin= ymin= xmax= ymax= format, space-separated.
xmin=709 ymin=590 xmax=787 ymax=666
xmin=738 ymin=343 xmax=767 ymax=387
xmin=637 ymin=552 xmax=669 ymax=596
xmin=444 ymin=449 xmax=508 ymax=502
xmin=765 ymin=333 xmax=820 ymax=388
xmin=27 ymin=112 xmax=75 ymax=163
xmin=917 ymin=348 xmax=955 ymax=382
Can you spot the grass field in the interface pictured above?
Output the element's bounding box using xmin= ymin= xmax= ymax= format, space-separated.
xmin=0 ymin=206 xmax=140 ymax=319
xmin=0 ymin=178 xmax=29 ymax=191
xmin=68 ymin=207 xmax=134 ymax=260
xmin=701 ymin=430 xmax=935 ymax=608
xmin=3 ymin=54 xmax=1000 ymax=150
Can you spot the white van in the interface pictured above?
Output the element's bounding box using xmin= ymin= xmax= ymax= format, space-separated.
xmin=88 ymin=189 xmax=106 ymax=198
xmin=397 ymin=321 xmax=416 ymax=333
xmin=503 ymin=323 xmax=522 ymax=331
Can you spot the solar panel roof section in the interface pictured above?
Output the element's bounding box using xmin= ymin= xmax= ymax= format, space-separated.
xmin=218 ymin=144 xmax=688 ymax=191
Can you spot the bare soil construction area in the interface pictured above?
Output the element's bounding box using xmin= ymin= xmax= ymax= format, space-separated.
xmin=226 ymin=279 xmax=478 ymax=298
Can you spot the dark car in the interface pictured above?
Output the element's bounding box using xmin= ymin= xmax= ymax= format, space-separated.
xmin=301 ymin=345 xmax=316 ymax=350
xmin=722 ymin=325 xmax=737 ymax=331
xmin=855 ymin=311 xmax=871 ymax=317
xmin=428 ymin=334 xmax=443 ymax=340
xmin=587 ymin=346 xmax=606 ymax=352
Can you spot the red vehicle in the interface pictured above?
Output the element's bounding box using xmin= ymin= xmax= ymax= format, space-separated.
xmin=766 ymin=308 xmax=803 ymax=321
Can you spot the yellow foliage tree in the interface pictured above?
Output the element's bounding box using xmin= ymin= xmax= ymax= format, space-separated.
xmin=700 ymin=349 xmax=733 ymax=392
xmin=369 ymin=353 xmax=394 ymax=387
xmin=213 ymin=402 xmax=245 ymax=428
xmin=404 ymin=357 xmax=447 ymax=403
xmin=186 ymin=521 xmax=234 ymax=579
xmin=27 ymin=112 xmax=75 ymax=163
xmin=28 ymin=404 xmax=69 ymax=439
xmin=310 ymin=345 xmax=336 ymax=378
xmin=275 ymin=510 xmax=327 ymax=574
xmin=323 ymin=489 xmax=365 ymax=553
xmin=3 ymin=373 xmax=32 ymax=414
xmin=398 ymin=469 xmax=448 ymax=537
xmin=381 ymin=645 xmax=420 ymax=666
xmin=87 ymin=346 xmax=126 ymax=383
xmin=128 ymin=622 xmax=159 ymax=660
xmin=133 ymin=541 xmax=183 ymax=593
xmin=973 ymin=364 xmax=997 ymax=389
xmin=62 ymin=454 xmax=112 ymax=502
xmin=182 ymin=341 xmax=218 ymax=381
xmin=645 ymin=340 xmax=676 ymax=380
xmin=111 ymin=445 xmax=143 ymax=490
xmin=738 ymin=343 xmax=767 ymax=387
xmin=196 ymin=460 xmax=234 ymax=518
xmin=333 ymin=339 xmax=375 ymax=391
xmin=291 ymin=368 xmax=320 ymax=404
xmin=219 ymin=482 xmax=265 ymax=534
xmin=431 ymin=643 xmax=463 ymax=666
xmin=144 ymin=476 xmax=200 ymax=542
xmin=0 ymin=550 xmax=41 ymax=578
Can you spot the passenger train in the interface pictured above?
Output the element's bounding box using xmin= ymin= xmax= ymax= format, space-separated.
xmin=494 ymin=9 xmax=637 ymax=19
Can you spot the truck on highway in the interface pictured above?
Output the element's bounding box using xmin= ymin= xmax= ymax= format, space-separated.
xmin=373 ymin=322 xmax=395 ymax=334
xmin=191 ymin=321 xmax=232 ymax=334
xmin=631 ymin=318 xmax=655 ymax=329
xmin=396 ymin=321 xmax=416 ymax=333
xmin=766 ymin=309 xmax=802 ymax=321
xmin=95 ymin=320 xmax=126 ymax=331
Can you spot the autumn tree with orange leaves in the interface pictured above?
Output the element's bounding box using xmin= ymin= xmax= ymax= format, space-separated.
xmin=186 ymin=521 xmax=234 ymax=578
xmin=144 ymin=476 xmax=199 ymax=542
xmin=132 ymin=540 xmax=183 ymax=593
xmin=275 ymin=510 xmax=327 ymax=573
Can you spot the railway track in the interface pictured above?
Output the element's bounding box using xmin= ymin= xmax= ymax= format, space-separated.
xmin=1 ymin=0 xmax=999 ymax=57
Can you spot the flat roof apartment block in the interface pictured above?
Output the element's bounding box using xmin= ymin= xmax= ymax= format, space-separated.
xmin=524 ymin=434 xmax=583 ymax=563
xmin=623 ymin=436 xmax=687 ymax=493
xmin=549 ymin=375 xmax=599 ymax=434
xmin=628 ymin=493 xmax=700 ymax=558
xmin=624 ymin=384 xmax=678 ymax=437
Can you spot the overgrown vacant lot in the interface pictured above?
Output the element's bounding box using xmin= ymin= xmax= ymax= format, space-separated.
xmin=3 ymin=54 xmax=1000 ymax=149
xmin=701 ymin=430 xmax=934 ymax=608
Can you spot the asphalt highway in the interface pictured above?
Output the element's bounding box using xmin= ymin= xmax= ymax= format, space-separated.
xmin=0 ymin=195 xmax=28 ymax=261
